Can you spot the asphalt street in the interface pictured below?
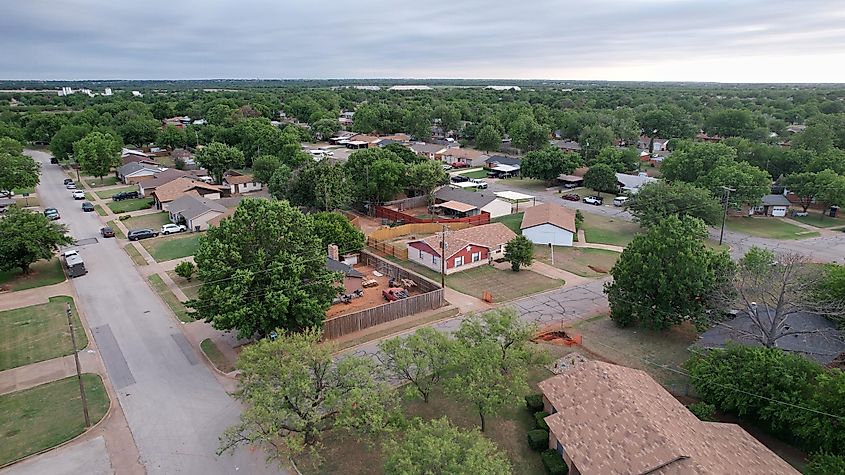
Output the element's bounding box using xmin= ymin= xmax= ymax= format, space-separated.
xmin=24 ymin=150 xmax=281 ymax=475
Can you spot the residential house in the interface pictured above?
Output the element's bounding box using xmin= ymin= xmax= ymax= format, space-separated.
xmin=692 ymin=310 xmax=845 ymax=367
xmin=556 ymin=174 xmax=584 ymax=188
xmin=223 ymin=174 xmax=263 ymax=194
xmin=539 ymin=360 xmax=799 ymax=475
xmin=326 ymin=245 xmax=363 ymax=294
xmin=138 ymin=169 xmax=190 ymax=197
xmin=637 ymin=135 xmax=670 ymax=152
xmin=551 ymin=140 xmax=582 ymax=153
xmin=484 ymin=155 xmax=521 ymax=169
xmin=520 ymin=203 xmax=576 ymax=246
xmin=162 ymin=116 xmax=191 ymax=129
xmin=616 ymin=172 xmax=657 ymax=194
xmin=122 ymin=148 xmax=150 ymax=160
xmin=164 ymin=192 xmax=228 ymax=232
xmin=752 ymin=194 xmax=791 ymax=217
xmin=151 ymin=177 xmax=222 ymax=209
xmin=410 ymin=142 xmax=447 ymax=160
xmin=117 ymin=162 xmax=164 ymax=184
xmin=695 ymin=132 xmax=723 ymax=143
xmin=407 ymin=223 xmax=516 ymax=275
xmin=786 ymin=124 xmax=807 ymax=134
xmin=437 ymin=147 xmax=489 ymax=167
xmin=434 ymin=187 xmax=512 ymax=218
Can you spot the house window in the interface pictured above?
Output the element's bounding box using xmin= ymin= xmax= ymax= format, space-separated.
xmin=472 ymin=252 xmax=481 ymax=262
xmin=454 ymin=256 xmax=464 ymax=267
xmin=419 ymin=249 xmax=424 ymax=259
xmin=433 ymin=256 xmax=440 ymax=266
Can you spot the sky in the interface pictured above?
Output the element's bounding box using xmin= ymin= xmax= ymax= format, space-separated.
xmin=2 ymin=0 xmax=844 ymax=83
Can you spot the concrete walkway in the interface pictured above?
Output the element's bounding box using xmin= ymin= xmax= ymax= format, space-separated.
xmin=0 ymin=281 xmax=72 ymax=311
xmin=0 ymin=351 xmax=101 ymax=396
xmin=523 ymin=260 xmax=588 ymax=286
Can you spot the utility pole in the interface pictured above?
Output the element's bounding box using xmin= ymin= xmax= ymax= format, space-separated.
xmin=440 ymin=224 xmax=447 ymax=306
xmin=549 ymin=242 xmax=554 ymax=266
xmin=66 ymin=303 xmax=90 ymax=428
xmin=719 ymin=186 xmax=736 ymax=246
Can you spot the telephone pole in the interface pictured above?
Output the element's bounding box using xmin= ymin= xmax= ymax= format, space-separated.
xmin=718 ymin=186 xmax=736 ymax=246
xmin=440 ymin=224 xmax=447 ymax=306
xmin=66 ymin=303 xmax=90 ymax=428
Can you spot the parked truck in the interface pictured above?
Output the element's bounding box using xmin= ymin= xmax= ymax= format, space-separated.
xmin=63 ymin=250 xmax=87 ymax=278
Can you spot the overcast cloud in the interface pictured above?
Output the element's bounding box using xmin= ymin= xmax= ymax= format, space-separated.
xmin=2 ymin=0 xmax=844 ymax=82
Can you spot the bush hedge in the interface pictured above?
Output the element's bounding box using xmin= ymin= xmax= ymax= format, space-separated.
xmin=534 ymin=411 xmax=550 ymax=431
xmin=541 ymin=449 xmax=568 ymax=475
xmin=525 ymin=394 xmax=544 ymax=413
xmin=527 ymin=429 xmax=549 ymax=451
xmin=805 ymin=452 xmax=845 ymax=475
xmin=687 ymin=402 xmax=715 ymax=422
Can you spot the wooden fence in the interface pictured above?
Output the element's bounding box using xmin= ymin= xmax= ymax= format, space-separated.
xmin=367 ymin=238 xmax=408 ymax=259
xmin=383 ymin=195 xmax=429 ymax=211
xmin=322 ymin=251 xmax=445 ymax=339
xmin=375 ymin=206 xmax=490 ymax=225
xmin=366 ymin=222 xmax=474 ymax=260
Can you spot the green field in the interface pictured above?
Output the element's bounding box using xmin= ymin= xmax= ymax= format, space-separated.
xmin=106 ymin=220 xmax=127 ymax=239
xmin=498 ymin=177 xmax=550 ymax=191
xmin=95 ymin=186 xmax=138 ymax=200
xmin=456 ymin=169 xmax=489 ymax=179
xmin=0 ymin=258 xmax=65 ymax=292
xmin=534 ymin=245 xmax=620 ymax=277
xmin=491 ymin=212 xmax=524 ymax=233
xmin=123 ymin=244 xmax=148 ymax=266
xmin=83 ymin=176 xmax=119 ymax=187
xmin=147 ymin=274 xmax=195 ymax=322
xmin=0 ymin=374 xmax=110 ymax=466
xmin=107 ymin=198 xmax=153 ymax=214
xmin=122 ymin=212 xmax=171 ymax=230
xmin=140 ymin=234 xmax=202 ymax=262
xmin=200 ymin=339 xmax=235 ymax=373
xmin=94 ymin=204 xmax=108 ymax=216
xmin=789 ymin=212 xmax=845 ymax=229
xmin=0 ymin=296 xmax=87 ymax=371
xmin=581 ymin=212 xmax=641 ymax=247
xmin=167 ymin=270 xmax=199 ymax=300
xmin=726 ymin=217 xmax=820 ymax=240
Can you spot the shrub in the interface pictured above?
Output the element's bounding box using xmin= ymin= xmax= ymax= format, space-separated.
xmin=805 ymin=452 xmax=845 ymax=475
xmin=541 ymin=449 xmax=568 ymax=475
xmin=525 ymin=394 xmax=544 ymax=413
xmin=174 ymin=157 xmax=186 ymax=170
xmin=527 ymin=429 xmax=549 ymax=451
xmin=687 ymin=402 xmax=716 ymax=421
xmin=534 ymin=411 xmax=550 ymax=431
xmin=119 ymin=214 xmax=131 ymax=221
xmin=175 ymin=261 xmax=196 ymax=281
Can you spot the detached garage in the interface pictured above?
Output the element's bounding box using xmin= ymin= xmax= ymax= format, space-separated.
xmin=755 ymin=194 xmax=791 ymax=217
xmin=520 ymin=203 xmax=576 ymax=246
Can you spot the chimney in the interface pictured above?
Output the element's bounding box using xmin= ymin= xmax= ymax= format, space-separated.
xmin=327 ymin=244 xmax=339 ymax=261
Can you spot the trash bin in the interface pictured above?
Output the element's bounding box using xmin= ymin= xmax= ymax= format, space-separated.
xmin=830 ymin=206 xmax=840 ymax=218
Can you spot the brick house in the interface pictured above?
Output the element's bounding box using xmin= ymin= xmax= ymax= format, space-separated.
xmin=406 ymin=223 xmax=516 ymax=275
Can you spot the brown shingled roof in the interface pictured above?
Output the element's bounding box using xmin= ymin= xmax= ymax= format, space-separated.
xmin=414 ymin=223 xmax=516 ymax=260
xmin=521 ymin=203 xmax=576 ymax=233
xmin=539 ymin=361 xmax=798 ymax=475
xmin=152 ymin=177 xmax=222 ymax=203
xmin=224 ymin=174 xmax=256 ymax=185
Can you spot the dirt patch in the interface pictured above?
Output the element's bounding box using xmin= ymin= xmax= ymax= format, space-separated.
xmin=533 ymin=329 xmax=582 ymax=346
xmin=325 ymin=264 xmax=425 ymax=318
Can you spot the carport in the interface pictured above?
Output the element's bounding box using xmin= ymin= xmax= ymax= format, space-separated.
xmin=495 ymin=190 xmax=536 ymax=213
xmin=434 ymin=200 xmax=478 ymax=217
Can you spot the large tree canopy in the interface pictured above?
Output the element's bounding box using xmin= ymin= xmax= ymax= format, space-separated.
xmin=0 ymin=142 xmax=40 ymax=192
xmin=344 ymin=148 xmax=407 ymax=205
xmin=0 ymin=208 xmax=73 ymax=273
xmin=73 ymin=131 xmax=123 ymax=181
xmin=190 ymin=199 xmax=341 ymax=338
xmin=311 ymin=211 xmax=365 ymax=254
xmin=520 ymin=146 xmax=582 ymax=184
xmin=195 ymin=141 xmax=245 ymax=184
xmin=627 ymin=182 xmax=722 ymax=227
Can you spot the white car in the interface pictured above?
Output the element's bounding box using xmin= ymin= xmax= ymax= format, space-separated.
xmin=470 ymin=179 xmax=488 ymax=189
xmin=160 ymin=224 xmax=187 ymax=235
xmin=72 ymin=190 xmax=85 ymax=200
xmin=612 ymin=196 xmax=629 ymax=207
xmin=65 ymin=183 xmax=77 ymax=190
xmin=63 ymin=250 xmax=79 ymax=259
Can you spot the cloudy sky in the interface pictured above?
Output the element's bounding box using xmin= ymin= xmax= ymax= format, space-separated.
xmin=2 ymin=0 xmax=844 ymax=82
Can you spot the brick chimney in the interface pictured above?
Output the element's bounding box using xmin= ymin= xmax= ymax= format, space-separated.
xmin=327 ymin=244 xmax=339 ymax=261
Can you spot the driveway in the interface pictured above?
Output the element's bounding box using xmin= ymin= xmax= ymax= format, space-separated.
xmin=23 ymin=150 xmax=282 ymax=474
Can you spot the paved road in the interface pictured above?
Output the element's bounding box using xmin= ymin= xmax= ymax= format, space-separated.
xmin=2 ymin=436 xmax=112 ymax=475
xmin=26 ymin=150 xmax=281 ymax=474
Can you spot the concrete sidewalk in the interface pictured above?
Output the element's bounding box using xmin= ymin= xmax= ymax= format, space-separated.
xmin=0 ymin=281 xmax=72 ymax=311
xmin=523 ymin=261 xmax=588 ymax=286
xmin=0 ymin=351 xmax=101 ymax=396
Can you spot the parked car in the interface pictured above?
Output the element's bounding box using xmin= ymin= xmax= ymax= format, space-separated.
xmin=63 ymin=178 xmax=74 ymax=185
xmin=450 ymin=175 xmax=469 ymax=183
xmin=82 ymin=201 xmax=95 ymax=212
xmin=612 ymin=196 xmax=629 ymax=207
xmin=160 ymin=223 xmax=187 ymax=235
xmin=562 ymin=182 xmax=579 ymax=189
xmin=43 ymin=208 xmax=60 ymax=220
xmin=0 ymin=190 xmax=14 ymax=198
xmin=100 ymin=227 xmax=115 ymax=238
xmin=383 ymin=287 xmax=410 ymax=301
xmin=65 ymin=183 xmax=77 ymax=190
xmin=72 ymin=190 xmax=85 ymax=200
xmin=441 ymin=164 xmax=453 ymax=171
xmin=583 ymin=195 xmax=603 ymax=206
xmin=562 ymin=193 xmax=580 ymax=201
xmin=196 ymin=176 xmax=214 ymax=184
xmin=112 ymin=191 xmax=140 ymax=201
xmin=127 ymin=228 xmax=158 ymax=241
xmin=470 ymin=178 xmax=488 ymax=189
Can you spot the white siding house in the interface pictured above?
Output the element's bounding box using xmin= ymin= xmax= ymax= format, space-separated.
xmin=520 ymin=203 xmax=577 ymax=247
xmin=522 ymin=223 xmax=574 ymax=246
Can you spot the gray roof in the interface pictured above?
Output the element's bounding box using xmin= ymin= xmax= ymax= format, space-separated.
xmin=410 ymin=143 xmax=444 ymax=154
xmin=434 ymin=187 xmax=499 ymax=208
xmin=692 ymin=311 xmax=845 ymax=365
xmin=326 ymin=258 xmax=363 ymax=278
xmin=118 ymin=162 xmax=159 ymax=176
xmin=165 ymin=194 xmax=227 ymax=221
xmin=761 ymin=194 xmax=791 ymax=207
xmin=616 ymin=172 xmax=658 ymax=191
xmin=140 ymin=169 xmax=190 ymax=189
xmin=485 ymin=155 xmax=521 ymax=166
xmin=551 ymin=140 xmax=582 ymax=151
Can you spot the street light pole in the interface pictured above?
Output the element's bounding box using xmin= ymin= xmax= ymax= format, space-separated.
xmin=719 ymin=186 xmax=736 ymax=246
xmin=439 ymin=224 xmax=447 ymax=306
xmin=66 ymin=303 xmax=90 ymax=428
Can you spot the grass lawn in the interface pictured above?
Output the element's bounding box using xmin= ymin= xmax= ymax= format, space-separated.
xmin=200 ymin=339 xmax=234 ymax=373
xmin=299 ymin=369 xmax=551 ymax=475
xmin=166 ymin=271 xmax=199 ymax=300
xmin=14 ymin=196 xmax=40 ymax=208
xmin=491 ymin=212 xmax=524 ymax=234
xmin=123 ymin=244 xmax=148 ymax=266
xmin=456 ymin=169 xmax=489 ymax=179
xmin=147 ymin=274 xmax=194 ymax=322
xmin=94 ymin=204 xmax=108 ymax=216
xmin=12 ymin=187 xmax=36 ymax=195
xmin=534 ymin=245 xmax=620 ymax=277
xmin=0 ymin=258 xmax=65 ymax=292
xmin=84 ymin=192 xmax=95 ymax=201
xmin=581 ymin=212 xmax=641 ymax=247
xmin=95 ymin=186 xmax=138 ymax=200
xmin=0 ymin=296 xmax=87 ymax=371
xmin=107 ymin=198 xmax=153 ymax=214
xmin=789 ymin=212 xmax=845 ymax=229
xmin=140 ymin=234 xmax=202 ymax=262
xmin=0 ymin=374 xmax=109 ymax=466
xmin=106 ymin=220 xmax=126 ymax=239
xmin=726 ymin=217 xmax=820 ymax=240
xmin=498 ymin=177 xmax=550 ymax=191
xmin=568 ymin=315 xmax=696 ymax=390
xmin=83 ymin=176 xmax=119 ymax=187
xmin=122 ymin=212 xmax=170 ymax=230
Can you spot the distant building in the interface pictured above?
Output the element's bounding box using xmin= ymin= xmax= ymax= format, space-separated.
xmin=486 ymin=85 xmax=521 ymax=91
xmin=103 ymin=88 xmax=113 ymax=96
xmin=388 ymin=85 xmax=432 ymax=91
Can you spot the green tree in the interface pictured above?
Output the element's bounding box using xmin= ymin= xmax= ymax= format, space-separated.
xmin=476 ymin=124 xmax=502 ymax=152
xmin=24 ymin=113 xmax=66 ymax=144
xmin=311 ymin=211 xmax=364 ymax=254
xmin=661 ymin=141 xmax=738 ymax=184
xmin=699 ymin=159 xmax=770 ymax=207
xmin=195 ymin=142 xmax=245 ymax=184
xmin=455 ymin=307 xmax=540 ymax=370
xmin=73 ymin=131 xmax=122 ymax=183
xmin=267 ymin=164 xmax=292 ymax=200
xmin=434 ymin=104 xmax=461 ymax=134
xmin=311 ymin=162 xmax=352 ymax=211
xmin=384 ymin=142 xmax=424 ymax=164
xmin=190 ymin=199 xmax=341 ymax=338
xmin=784 ymin=170 xmax=838 ymax=212
xmin=794 ymin=122 xmax=834 ymax=154
xmin=345 ymin=148 xmax=407 ymax=205
xmin=604 ymin=215 xmax=734 ymax=330
xmin=509 ymin=114 xmax=548 ymax=151
xmin=219 ymin=328 xmax=394 ymax=464
xmin=311 ymin=117 xmax=340 ymax=140
xmin=627 ymin=182 xmax=722 ymax=227
xmin=156 ymin=125 xmax=187 ymax=149
xmin=504 ymin=235 xmax=534 ymax=272
xmin=579 ymin=125 xmax=614 ymax=161
xmin=805 ymin=453 xmax=845 ymax=475
xmin=252 ymin=155 xmax=282 ymax=184
xmin=377 ymin=327 xmax=453 ymax=403
xmin=174 ymin=261 xmax=196 ymax=281
xmin=592 ymin=146 xmax=639 ymax=172
xmin=404 ymin=107 xmax=433 ymax=140
xmin=117 ymin=117 xmax=160 ymax=146
xmin=521 ymin=146 xmax=582 ymax=185
xmin=406 ymin=160 xmax=448 ymax=202
xmin=384 ymin=418 xmax=511 ymax=475
xmin=0 ymin=147 xmax=40 ymax=193
xmin=50 ymin=124 xmax=90 ymax=162
xmin=704 ymin=109 xmax=758 ymax=138
xmin=0 ymin=208 xmax=72 ymax=273
xmin=583 ymin=164 xmax=618 ymax=197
